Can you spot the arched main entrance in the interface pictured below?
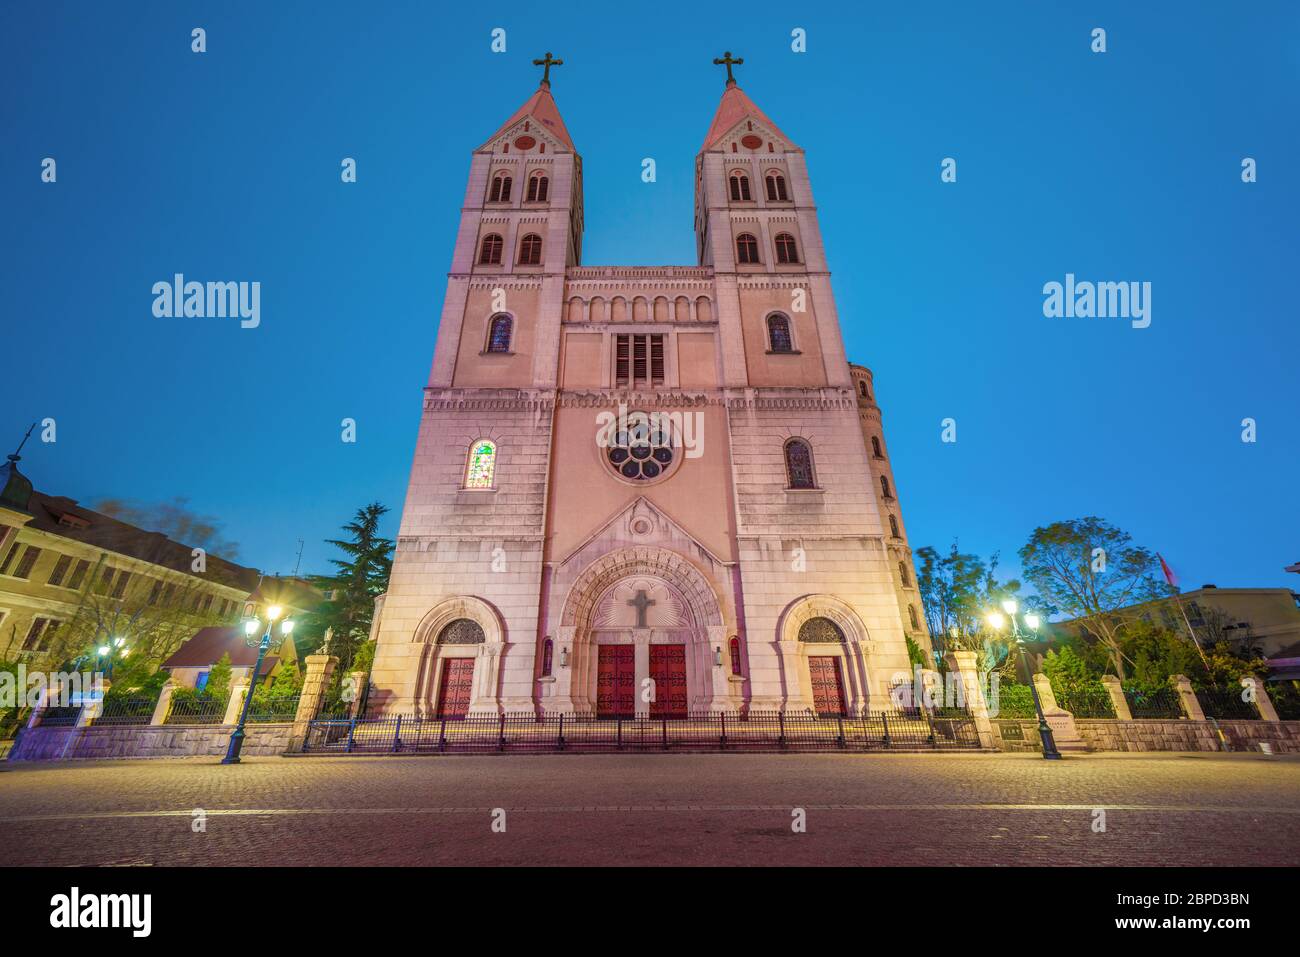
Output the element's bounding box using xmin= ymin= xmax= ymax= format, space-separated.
xmin=554 ymin=547 xmax=733 ymax=715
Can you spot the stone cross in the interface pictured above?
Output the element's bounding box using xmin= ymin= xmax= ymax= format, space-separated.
xmin=533 ymin=51 xmax=563 ymax=87
xmin=627 ymin=589 xmax=656 ymax=628
xmin=713 ymin=51 xmax=743 ymax=85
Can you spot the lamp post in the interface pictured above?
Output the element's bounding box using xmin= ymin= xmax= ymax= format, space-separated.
xmin=986 ymin=599 xmax=1061 ymax=760
xmin=222 ymin=605 xmax=294 ymax=765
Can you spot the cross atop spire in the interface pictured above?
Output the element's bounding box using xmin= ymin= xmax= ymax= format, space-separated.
xmin=533 ymin=51 xmax=563 ymax=87
xmin=713 ymin=50 xmax=743 ymax=87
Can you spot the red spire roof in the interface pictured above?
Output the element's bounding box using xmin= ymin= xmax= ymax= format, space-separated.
xmin=485 ymin=84 xmax=575 ymax=150
xmin=701 ymin=82 xmax=794 ymax=151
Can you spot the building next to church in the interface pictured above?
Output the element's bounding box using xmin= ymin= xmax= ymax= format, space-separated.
xmin=367 ymin=57 xmax=929 ymax=718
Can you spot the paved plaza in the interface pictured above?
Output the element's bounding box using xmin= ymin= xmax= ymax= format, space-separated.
xmin=0 ymin=752 xmax=1296 ymax=866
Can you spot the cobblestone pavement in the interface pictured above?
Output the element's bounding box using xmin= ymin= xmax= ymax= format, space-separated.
xmin=1 ymin=752 xmax=1296 ymax=866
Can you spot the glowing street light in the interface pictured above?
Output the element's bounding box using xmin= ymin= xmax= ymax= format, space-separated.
xmin=223 ymin=608 xmax=295 ymax=765
xmin=986 ymin=602 xmax=1060 ymax=760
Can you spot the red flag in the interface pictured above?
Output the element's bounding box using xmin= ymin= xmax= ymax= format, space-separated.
xmin=1157 ymin=553 xmax=1178 ymax=588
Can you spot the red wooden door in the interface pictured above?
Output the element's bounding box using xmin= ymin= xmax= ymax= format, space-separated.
xmin=809 ymin=656 xmax=846 ymax=716
xmin=597 ymin=645 xmax=635 ymax=717
xmin=436 ymin=658 xmax=475 ymax=720
xmin=649 ymin=644 xmax=688 ymax=718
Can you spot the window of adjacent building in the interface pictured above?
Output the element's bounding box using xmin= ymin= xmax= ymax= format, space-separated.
xmin=767 ymin=313 xmax=794 ymax=353
xmin=871 ymin=436 xmax=883 ymax=458
xmin=47 ymin=554 xmax=72 ymax=587
xmin=784 ymin=439 xmax=816 ymax=489
xmin=736 ymin=233 xmax=760 ymax=264
xmin=880 ymin=475 xmax=893 ymax=499
xmin=147 ymin=579 xmax=163 ymax=605
xmin=201 ymin=594 xmax=213 ymax=612
xmin=465 ymin=440 xmax=497 ymax=489
xmin=526 ymin=171 xmax=549 ymax=202
xmin=111 ymin=570 xmax=131 ymax=599
xmin=0 ymin=541 xmax=20 ymax=576
xmin=614 ymin=334 xmax=665 ymax=388
xmin=488 ymin=172 xmax=512 ymax=202
xmin=95 ymin=566 xmax=116 ymax=595
xmin=22 ymin=617 xmax=59 ymax=652
xmin=729 ymin=171 xmax=752 ymax=202
xmin=518 ymin=233 xmax=543 ymax=265
xmin=66 ymin=558 xmax=90 ymax=591
xmin=486 ymin=314 xmax=513 ymax=353
xmin=479 ymin=233 xmax=503 ymax=265
xmin=12 ymin=545 xmax=41 ymax=580
xmin=765 ymin=172 xmax=789 ymax=202
xmin=889 ymin=514 xmax=900 ymax=538
xmin=195 ymin=670 xmax=210 ymax=692
xmin=774 ymin=232 xmax=800 ymax=264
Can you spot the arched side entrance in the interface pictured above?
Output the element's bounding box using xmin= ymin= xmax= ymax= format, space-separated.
xmin=411 ymin=596 xmax=506 ymax=718
xmin=553 ymin=547 xmax=733 ymax=714
xmin=775 ymin=596 xmax=874 ymax=715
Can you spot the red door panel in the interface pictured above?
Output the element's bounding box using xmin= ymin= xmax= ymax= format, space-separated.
xmin=597 ymin=645 xmax=635 ymax=717
xmin=809 ymin=656 xmax=846 ymax=717
xmin=436 ymin=658 xmax=475 ymax=720
xmin=649 ymin=644 xmax=688 ymax=718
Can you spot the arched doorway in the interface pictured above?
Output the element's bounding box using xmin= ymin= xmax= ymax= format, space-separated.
xmin=776 ymin=596 xmax=874 ymax=715
xmin=410 ymin=596 xmax=506 ymax=718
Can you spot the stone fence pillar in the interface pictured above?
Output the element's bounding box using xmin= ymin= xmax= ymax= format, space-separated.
xmin=1100 ymin=675 xmax=1132 ymax=720
xmin=1172 ymin=675 xmax=1206 ymax=721
xmin=288 ymin=655 xmax=338 ymax=752
xmin=76 ymin=678 xmax=109 ymax=727
xmin=1033 ymin=673 xmax=1085 ymax=751
xmin=150 ymin=679 xmax=178 ymax=725
xmin=1031 ymin=673 xmax=1059 ymax=712
xmin=347 ymin=671 xmax=369 ymax=718
xmin=1243 ymin=677 xmax=1280 ymax=721
xmin=944 ymin=650 xmax=994 ymax=749
xmin=224 ymin=676 xmax=250 ymax=726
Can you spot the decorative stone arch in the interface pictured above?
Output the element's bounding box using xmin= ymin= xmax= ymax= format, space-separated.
xmin=561 ymin=547 xmax=723 ymax=632
xmin=410 ymin=596 xmax=507 ymax=717
xmin=775 ymin=595 xmax=875 ymax=714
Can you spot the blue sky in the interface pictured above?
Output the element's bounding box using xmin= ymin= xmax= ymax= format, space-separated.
xmin=2 ymin=1 xmax=1296 ymax=590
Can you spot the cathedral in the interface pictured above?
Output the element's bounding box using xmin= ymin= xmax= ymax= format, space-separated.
xmin=367 ymin=54 xmax=929 ymax=719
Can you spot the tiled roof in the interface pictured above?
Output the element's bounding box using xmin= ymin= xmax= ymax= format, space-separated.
xmin=484 ymin=84 xmax=574 ymax=150
xmin=162 ymin=625 xmax=282 ymax=675
xmin=701 ymin=82 xmax=794 ymax=151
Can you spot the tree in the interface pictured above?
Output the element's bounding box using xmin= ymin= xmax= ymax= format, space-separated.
xmin=95 ymin=496 xmax=240 ymax=559
xmin=308 ymin=503 xmax=393 ymax=672
xmin=914 ymin=541 xmax=1024 ymax=675
xmin=1018 ymin=517 xmax=1173 ymax=680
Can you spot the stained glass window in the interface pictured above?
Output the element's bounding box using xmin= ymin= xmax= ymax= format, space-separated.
xmin=785 ymin=439 xmax=815 ymax=489
xmin=798 ymin=617 xmax=844 ymax=643
xmin=437 ymin=618 xmax=486 ymax=644
xmin=767 ymin=313 xmax=793 ymax=353
xmin=541 ymin=638 xmax=554 ymax=676
xmin=465 ymin=440 xmax=497 ymax=489
xmin=729 ymin=636 xmax=742 ymax=676
xmin=487 ymin=315 xmax=512 ymax=352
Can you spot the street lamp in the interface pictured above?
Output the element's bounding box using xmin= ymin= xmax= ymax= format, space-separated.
xmin=986 ymin=601 xmax=1061 ymax=760
xmin=222 ymin=606 xmax=294 ymax=765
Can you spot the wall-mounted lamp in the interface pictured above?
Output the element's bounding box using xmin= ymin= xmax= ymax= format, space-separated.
xmin=559 ymin=647 xmax=569 ymax=668
xmin=713 ymin=646 xmax=723 ymax=667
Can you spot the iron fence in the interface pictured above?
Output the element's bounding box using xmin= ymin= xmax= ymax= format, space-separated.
xmin=37 ymin=706 xmax=81 ymax=727
xmin=1197 ymin=687 xmax=1259 ymax=720
xmin=302 ymin=708 xmax=983 ymax=754
xmin=1053 ymin=685 xmax=1116 ymax=718
xmin=164 ymin=695 xmax=227 ymax=725
xmin=1123 ymin=686 xmax=1183 ymax=719
xmin=988 ymin=684 xmax=1036 ymax=719
xmin=95 ymin=697 xmax=157 ymax=725
xmin=1270 ymin=683 xmax=1300 ymax=720
xmin=247 ymin=695 xmax=300 ymax=723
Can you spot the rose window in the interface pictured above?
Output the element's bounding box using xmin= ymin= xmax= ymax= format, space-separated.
xmin=606 ymin=415 xmax=675 ymax=481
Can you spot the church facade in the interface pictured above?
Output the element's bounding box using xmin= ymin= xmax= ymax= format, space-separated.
xmin=367 ymin=61 xmax=929 ymax=719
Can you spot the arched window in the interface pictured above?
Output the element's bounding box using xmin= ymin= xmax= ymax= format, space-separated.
xmin=859 ymin=381 xmax=869 ymax=398
xmin=880 ymin=475 xmax=892 ymax=499
xmin=729 ymin=170 xmax=752 ymax=202
xmin=889 ymin=514 xmax=900 ymax=538
xmin=767 ymin=313 xmax=794 ymax=353
xmin=765 ymin=172 xmax=789 ymax=201
xmin=526 ymin=171 xmax=549 ymax=202
xmin=736 ymin=233 xmax=760 ymax=264
xmin=437 ymin=618 xmax=486 ymax=644
xmin=798 ymin=617 xmax=845 ymax=643
xmin=784 ymin=439 xmax=816 ymax=489
xmin=898 ymin=561 xmax=910 ymax=587
xmin=488 ymin=172 xmax=512 ymax=203
xmin=908 ymin=604 xmax=920 ymax=630
xmin=486 ymin=314 xmax=512 ymax=353
xmin=871 ymin=436 xmax=883 ymax=458
xmin=518 ymin=233 xmax=543 ymax=265
xmin=541 ymin=638 xmax=554 ymax=677
xmin=479 ymin=233 xmax=503 ymax=264
xmin=729 ymin=636 xmax=742 ymax=676
xmin=464 ymin=440 xmax=497 ymax=489
xmin=775 ymin=232 xmax=800 ymax=264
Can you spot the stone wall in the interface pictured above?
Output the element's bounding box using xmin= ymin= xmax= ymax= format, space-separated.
xmin=8 ymin=723 xmax=292 ymax=762
xmin=992 ymin=718 xmax=1300 ymax=753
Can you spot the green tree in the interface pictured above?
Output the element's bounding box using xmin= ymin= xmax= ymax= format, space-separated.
xmin=205 ymin=653 xmax=232 ymax=700
xmin=308 ymin=503 xmax=393 ymax=672
xmin=1018 ymin=517 xmax=1173 ymax=680
xmin=1041 ymin=645 xmax=1092 ymax=690
xmin=914 ymin=541 xmax=1023 ymax=674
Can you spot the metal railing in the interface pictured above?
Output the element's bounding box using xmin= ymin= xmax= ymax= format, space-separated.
xmin=95 ymin=697 xmax=157 ymax=726
xmin=1053 ymin=684 xmax=1116 ymax=718
xmin=302 ymin=709 xmax=983 ymax=754
xmin=37 ymin=706 xmax=81 ymax=727
xmin=989 ymin=684 xmax=1036 ymax=719
xmin=1123 ymin=687 xmax=1183 ymax=719
xmin=164 ymin=694 xmax=227 ymax=725
xmin=1197 ymin=687 xmax=1259 ymax=720
xmin=247 ymin=695 xmax=300 ymax=723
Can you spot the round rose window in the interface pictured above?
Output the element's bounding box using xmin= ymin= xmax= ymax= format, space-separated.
xmin=513 ymin=135 xmax=536 ymax=150
xmin=605 ymin=414 xmax=675 ymax=481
